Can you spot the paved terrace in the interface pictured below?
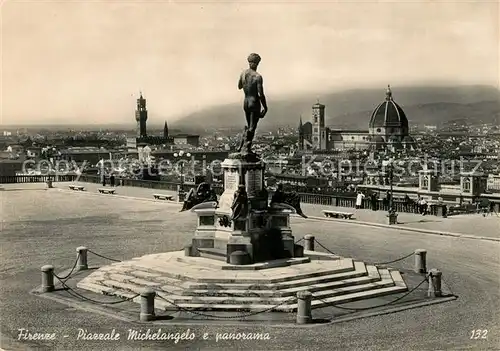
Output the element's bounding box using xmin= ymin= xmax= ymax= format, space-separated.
xmin=0 ymin=183 xmax=499 ymax=350
xmin=46 ymin=181 xmax=500 ymax=240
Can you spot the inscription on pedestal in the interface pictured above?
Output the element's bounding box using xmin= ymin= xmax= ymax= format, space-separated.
xmin=224 ymin=170 xmax=239 ymax=192
xmin=245 ymin=169 xmax=263 ymax=195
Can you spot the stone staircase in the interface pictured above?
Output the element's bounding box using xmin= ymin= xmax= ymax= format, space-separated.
xmin=77 ymin=251 xmax=408 ymax=312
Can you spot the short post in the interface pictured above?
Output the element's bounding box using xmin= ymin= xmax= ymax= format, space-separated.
xmin=427 ymin=269 xmax=442 ymax=298
xmin=76 ymin=246 xmax=88 ymax=271
xmin=177 ymin=185 xmax=186 ymax=203
xmin=140 ymin=288 xmax=156 ymax=321
xmin=414 ymin=249 xmax=427 ymax=274
xmin=41 ymin=265 xmax=54 ymax=293
xmin=304 ymin=235 xmax=315 ymax=251
xmin=184 ymin=244 xmax=192 ymax=257
xmin=296 ymin=291 xmax=312 ymax=324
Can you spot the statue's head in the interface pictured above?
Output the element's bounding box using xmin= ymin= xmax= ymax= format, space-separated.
xmin=247 ymin=53 xmax=261 ymax=69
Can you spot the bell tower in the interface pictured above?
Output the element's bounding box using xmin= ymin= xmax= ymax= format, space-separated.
xmin=135 ymin=92 xmax=148 ymax=138
xmin=312 ymin=100 xmax=326 ymax=150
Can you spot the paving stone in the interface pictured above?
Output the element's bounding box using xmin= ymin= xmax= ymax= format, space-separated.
xmin=108 ymin=273 xmax=135 ymax=282
xmin=129 ymin=278 xmax=162 ymax=287
xmin=129 ymin=270 xmax=162 ymax=279
xmin=101 ymin=280 xmax=144 ymax=293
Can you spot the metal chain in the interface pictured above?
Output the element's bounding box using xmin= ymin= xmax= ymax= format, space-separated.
xmin=54 ymin=275 xmax=139 ymax=305
xmin=53 ymin=253 xmax=80 ymax=281
xmin=373 ymin=252 xmax=414 ymax=266
xmin=319 ymin=275 xmax=429 ymax=311
xmin=87 ymin=249 xmax=121 ymax=262
xmin=156 ymin=293 xmax=296 ymax=319
xmin=295 ymin=237 xmax=304 ymax=244
xmin=314 ymin=239 xmax=336 ymax=255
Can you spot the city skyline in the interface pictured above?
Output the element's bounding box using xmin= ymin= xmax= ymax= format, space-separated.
xmin=1 ymin=1 xmax=498 ymax=125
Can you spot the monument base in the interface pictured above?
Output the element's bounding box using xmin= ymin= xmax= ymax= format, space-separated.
xmin=187 ymin=155 xmax=303 ymax=265
xmin=77 ymin=250 xmax=409 ymax=312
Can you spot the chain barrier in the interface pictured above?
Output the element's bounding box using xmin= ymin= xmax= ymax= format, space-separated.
xmin=87 ymin=249 xmax=122 ymax=262
xmin=373 ymin=252 xmax=414 ymax=266
xmin=318 ymin=274 xmax=429 ymax=311
xmin=54 ymin=275 xmax=139 ymax=305
xmin=52 ymin=253 xmax=80 ymax=281
xmin=295 ymin=237 xmax=304 ymax=244
xmin=313 ymin=239 xmax=336 ymax=255
xmin=156 ymin=293 xmax=296 ymax=319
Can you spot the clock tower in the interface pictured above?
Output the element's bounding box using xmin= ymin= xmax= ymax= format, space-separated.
xmin=312 ymin=100 xmax=327 ymax=150
xmin=135 ymin=92 xmax=148 ymax=138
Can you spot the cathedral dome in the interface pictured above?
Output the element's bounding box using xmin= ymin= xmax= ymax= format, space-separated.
xmin=369 ymin=85 xmax=409 ymax=130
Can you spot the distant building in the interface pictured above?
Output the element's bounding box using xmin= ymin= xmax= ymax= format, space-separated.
xmin=298 ymin=85 xmax=415 ymax=152
xmin=487 ymin=173 xmax=500 ymax=192
xmin=133 ymin=93 xmax=200 ymax=148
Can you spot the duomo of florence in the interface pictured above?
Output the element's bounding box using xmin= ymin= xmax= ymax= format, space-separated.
xmin=298 ymin=85 xmax=417 ymax=153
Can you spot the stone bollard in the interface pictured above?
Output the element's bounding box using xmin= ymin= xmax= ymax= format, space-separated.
xmin=140 ymin=288 xmax=156 ymax=321
xmin=296 ymin=291 xmax=313 ymax=324
xmin=304 ymin=235 xmax=315 ymax=251
xmin=76 ymin=246 xmax=88 ymax=271
xmin=184 ymin=244 xmax=192 ymax=257
xmin=414 ymin=249 xmax=427 ymax=274
xmin=427 ymin=269 xmax=442 ymax=298
xmin=229 ymin=251 xmax=250 ymax=265
xmin=41 ymin=265 xmax=55 ymax=293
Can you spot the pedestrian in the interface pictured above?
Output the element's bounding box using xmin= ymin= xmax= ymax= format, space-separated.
xmin=110 ymin=174 xmax=115 ymax=187
xmin=419 ymin=197 xmax=428 ymax=216
xmin=370 ymin=193 xmax=378 ymax=211
xmin=356 ymin=191 xmax=365 ymax=209
xmin=102 ymin=174 xmax=106 ymax=187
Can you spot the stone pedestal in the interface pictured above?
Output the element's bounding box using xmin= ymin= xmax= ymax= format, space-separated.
xmin=189 ymin=154 xmax=300 ymax=264
xmin=190 ymin=207 xmax=217 ymax=256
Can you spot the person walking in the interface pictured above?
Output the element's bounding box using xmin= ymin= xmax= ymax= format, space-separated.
xmin=356 ymin=191 xmax=365 ymax=210
xmin=370 ymin=193 xmax=378 ymax=211
xmin=419 ymin=197 xmax=428 ymax=216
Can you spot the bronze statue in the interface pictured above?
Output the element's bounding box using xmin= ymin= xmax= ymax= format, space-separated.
xmin=180 ymin=182 xmax=218 ymax=212
xmin=231 ymin=184 xmax=249 ymax=221
xmin=237 ymin=53 xmax=268 ymax=156
xmin=270 ymin=183 xmax=308 ymax=218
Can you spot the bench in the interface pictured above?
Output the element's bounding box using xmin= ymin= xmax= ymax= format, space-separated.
xmin=98 ymin=188 xmax=116 ymax=194
xmin=153 ymin=194 xmax=174 ymax=201
xmin=322 ymin=210 xmax=355 ymax=220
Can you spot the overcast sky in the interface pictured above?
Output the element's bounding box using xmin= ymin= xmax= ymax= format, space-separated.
xmin=1 ymin=0 xmax=498 ymax=125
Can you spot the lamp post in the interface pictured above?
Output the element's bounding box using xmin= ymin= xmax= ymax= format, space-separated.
xmin=383 ymin=157 xmax=398 ymax=225
xmin=173 ymin=150 xmax=191 ymax=202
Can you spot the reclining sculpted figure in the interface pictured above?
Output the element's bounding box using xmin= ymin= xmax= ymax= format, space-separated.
xmin=180 ymin=182 xmax=218 ymax=212
xmin=270 ymin=183 xmax=308 ymax=218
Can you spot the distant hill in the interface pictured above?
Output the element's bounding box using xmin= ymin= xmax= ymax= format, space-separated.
xmin=173 ymin=85 xmax=500 ymax=130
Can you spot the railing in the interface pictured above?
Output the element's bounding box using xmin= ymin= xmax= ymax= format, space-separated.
xmin=74 ymin=174 xmax=225 ymax=194
xmin=0 ymin=175 xmax=75 ymax=184
xmin=2 ymin=174 xmax=495 ymax=216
